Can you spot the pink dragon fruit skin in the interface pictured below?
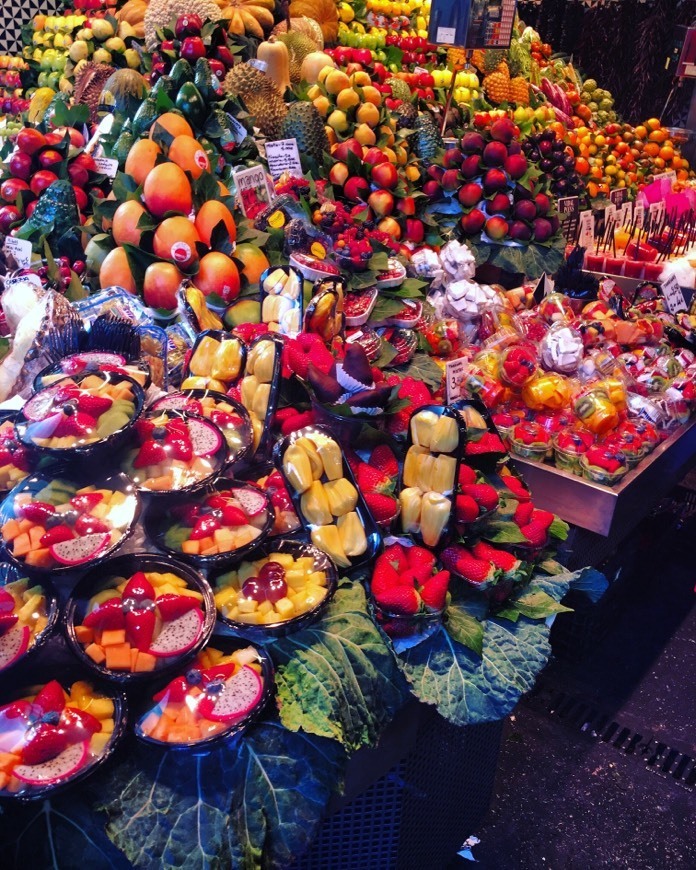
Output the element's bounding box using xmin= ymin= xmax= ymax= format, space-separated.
xmin=148 ymin=608 xmax=204 ymax=658
xmin=0 ymin=624 xmax=30 ymax=670
xmin=203 ymin=665 xmax=264 ymax=722
xmin=13 ymin=740 xmax=89 ymax=786
xmin=187 ymin=418 xmax=223 ymax=458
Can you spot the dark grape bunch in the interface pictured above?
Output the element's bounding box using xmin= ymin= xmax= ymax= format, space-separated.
xmin=523 ymin=129 xmax=587 ymax=201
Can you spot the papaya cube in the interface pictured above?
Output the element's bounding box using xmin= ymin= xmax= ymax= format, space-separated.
xmin=12 ymin=533 xmax=31 ymax=557
xmin=133 ymin=651 xmax=157 ymax=672
xmin=181 ymin=539 xmax=200 ymax=555
xmin=89 ymin=732 xmax=111 ymax=755
xmin=74 ymin=625 xmax=94 ymax=645
xmin=1 ymin=519 xmax=21 ymax=541
xmin=24 ymin=548 xmax=52 ymax=569
xmin=150 ymin=717 xmax=171 ymax=742
xmin=104 ymin=642 xmax=132 ymax=670
xmin=85 ymin=643 xmax=106 ymax=665
xmin=129 ymin=646 xmax=139 ymax=670
xmin=139 ymin=712 xmax=159 ymax=736
xmin=101 ymin=629 xmax=126 ymax=646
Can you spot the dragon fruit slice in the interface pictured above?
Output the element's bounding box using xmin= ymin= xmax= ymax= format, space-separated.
xmin=0 ymin=624 xmax=30 ymax=670
xmin=230 ymin=488 xmax=267 ymax=517
xmin=63 ymin=353 xmax=126 ymax=374
xmin=187 ymin=418 xmax=223 ymax=458
xmin=13 ymin=740 xmax=89 ymax=785
xmin=22 ymin=387 xmax=63 ymax=422
xmin=201 ymin=666 xmax=263 ymax=723
xmin=49 ymin=532 xmax=111 ymax=566
xmin=25 ymin=412 xmax=65 ymax=440
xmin=148 ymin=607 xmax=204 ymax=658
xmin=152 ymin=395 xmax=190 ymax=412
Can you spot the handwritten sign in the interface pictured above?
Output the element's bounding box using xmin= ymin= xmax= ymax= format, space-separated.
xmin=579 ymin=210 xmax=595 ymax=249
xmin=661 ymin=273 xmax=687 ymax=314
xmin=618 ymin=201 xmax=633 ymax=226
xmin=634 ymin=200 xmax=645 ymax=229
xmin=226 ymin=113 xmax=248 ymax=144
xmin=649 ymin=200 xmax=666 ymax=225
xmin=445 ymin=357 xmax=468 ymax=404
xmin=3 ymin=237 xmax=32 ymax=270
xmin=5 ymin=272 xmax=41 ymax=289
xmin=264 ymin=138 xmax=303 ymax=180
xmin=653 ymin=170 xmax=677 ymax=185
xmin=610 ymin=188 xmax=628 ymax=208
xmin=93 ymin=156 xmax=118 ymax=179
xmin=557 ymin=196 xmax=579 ymax=220
xmin=603 ymin=203 xmax=617 ymax=227
xmin=232 ymin=164 xmax=274 ymax=217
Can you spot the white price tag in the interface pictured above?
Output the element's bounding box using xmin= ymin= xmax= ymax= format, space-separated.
xmin=264 ymin=138 xmax=303 ymax=180
xmin=226 ymin=113 xmax=248 ymax=144
xmin=5 ymin=272 xmax=41 ymax=289
xmin=634 ymin=200 xmax=645 ymax=229
xmin=604 ymin=203 xmax=617 ymax=226
xmin=445 ymin=357 xmax=468 ymax=404
xmin=661 ymin=273 xmax=687 ymax=314
xmin=653 ymin=170 xmax=677 ymax=185
xmin=436 ymin=26 xmax=456 ymax=44
xmin=649 ymin=200 xmax=666 ymax=225
xmin=3 ymin=236 xmax=32 ymax=269
xmin=579 ymin=210 xmax=595 ymax=248
xmin=619 ymin=201 xmax=633 ymax=226
xmin=93 ymin=156 xmax=119 ymax=179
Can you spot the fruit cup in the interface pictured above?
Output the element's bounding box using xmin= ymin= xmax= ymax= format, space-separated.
xmin=181 ymin=330 xmax=247 ymax=394
xmin=65 ymin=553 xmax=215 ymax=684
xmin=584 ymin=252 xmax=605 ymax=272
xmin=211 ymin=539 xmax=339 ymax=640
xmin=573 ymin=387 xmax=620 ymax=436
xmin=34 ymin=352 xmax=151 ymax=392
xmin=260 ymin=266 xmax=303 ymax=337
xmin=0 ymin=471 xmax=140 ymax=574
xmin=135 ymin=638 xmax=273 ymax=750
xmin=579 ymin=444 xmax=629 ymax=486
xmin=15 ymin=371 xmax=145 ymax=461
xmin=0 ymin=563 xmax=58 ymax=673
xmin=552 ymin=428 xmax=595 ymax=474
xmin=603 ymin=256 xmax=624 ymax=277
xmin=521 ymin=371 xmax=571 ymax=412
xmin=499 ymin=344 xmax=538 ymax=388
xmin=0 ymin=675 xmax=126 ymax=800
xmin=146 ymin=479 xmax=274 ymax=568
xmin=508 ymin=421 xmax=553 ymax=461
xmin=643 ymin=262 xmax=664 ymax=283
xmin=239 ymin=464 xmax=302 ymax=537
xmin=623 ymin=259 xmax=645 ymax=280
xmin=0 ymin=411 xmax=35 ymax=494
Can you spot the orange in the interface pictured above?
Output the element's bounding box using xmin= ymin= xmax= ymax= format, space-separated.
xmin=168 ymin=135 xmax=210 ymax=179
xmin=658 ymin=145 xmax=674 ymax=162
xmin=648 ymin=128 xmax=667 ymax=143
xmin=149 ymin=112 xmax=193 ymax=141
xmin=643 ymin=141 xmax=659 ymax=158
xmin=193 ymin=252 xmax=240 ymax=303
xmin=143 ymin=163 xmax=192 ymax=218
xmin=646 ymin=117 xmax=661 ymax=131
xmin=633 ymin=125 xmax=647 ymax=140
xmin=153 ymin=216 xmax=201 ymax=268
xmin=143 ymin=261 xmax=184 ymax=310
xmin=575 ymin=157 xmax=590 ymax=176
xmin=99 ymin=247 xmax=136 ymax=294
xmin=194 ymin=200 xmax=237 ymax=247
xmin=233 ymin=243 xmax=269 ymax=286
xmin=124 ymin=139 xmax=161 ymax=187
xmin=112 ymin=200 xmax=148 ymax=246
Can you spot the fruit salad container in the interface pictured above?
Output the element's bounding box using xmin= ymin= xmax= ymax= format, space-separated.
xmin=344 ymin=288 xmax=379 ymax=328
xmin=508 ymin=421 xmax=553 ymax=462
xmin=145 ymin=479 xmax=274 ymax=568
xmin=211 ymin=538 xmax=338 ymax=640
xmin=134 ymin=637 xmax=273 ymax=750
xmin=237 ymin=464 xmax=302 ymax=537
xmin=0 ymin=471 xmax=140 ymax=575
xmin=375 ymin=259 xmax=407 ymax=290
xmin=0 ymin=564 xmax=58 ymax=673
xmin=0 ymin=411 xmax=36 ymax=494
xmin=441 ymin=541 xmax=535 ymax=605
xmin=454 ymin=400 xmax=508 ymax=470
xmin=33 ymin=352 xmax=151 ymax=392
xmin=15 ymin=371 xmax=145 ymax=462
xmin=553 ymin=428 xmax=595 ymax=474
xmin=238 ymin=334 xmax=283 ymax=458
xmin=601 ymin=430 xmax=648 ymax=469
xmin=149 ymin=390 xmax=254 ymax=468
xmin=0 ymin=675 xmax=126 ymax=801
xmin=289 ymin=252 xmax=341 ymax=282
xmin=120 ymin=411 xmax=227 ymax=495
xmin=259 ymin=266 xmax=303 ymax=338
xmin=579 ymin=444 xmax=629 ymax=486
xmin=64 ymin=554 xmax=215 ymax=685
xmin=399 ymin=406 xmax=467 ymax=550
xmin=275 ymin=425 xmax=382 ymax=571
xmin=181 ymin=330 xmax=246 ymax=393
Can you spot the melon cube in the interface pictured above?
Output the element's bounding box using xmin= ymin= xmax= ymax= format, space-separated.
xmin=181 ymin=539 xmax=200 ymax=555
xmin=213 ymin=528 xmax=236 ymax=547
xmin=28 ymin=526 xmax=46 ymax=548
xmin=17 ymin=594 xmax=43 ymax=622
xmin=274 ymin=597 xmax=295 ymax=618
xmin=85 ymin=643 xmax=106 ymax=665
xmin=268 ymin=553 xmax=294 ymax=569
xmin=237 ymin=598 xmax=258 ymax=614
xmin=235 ymin=611 xmax=261 ymax=625
xmin=1 ymin=519 xmax=21 ymax=541
xmin=101 ymin=628 xmax=126 ymax=646
xmin=237 ymin=562 xmax=257 ymax=583
xmin=105 ymin=642 xmax=132 ymax=670
xmin=12 ymin=533 xmax=31 ymax=557
xmin=257 ymin=600 xmax=273 ymax=616
xmin=308 ymin=571 xmax=328 ymax=587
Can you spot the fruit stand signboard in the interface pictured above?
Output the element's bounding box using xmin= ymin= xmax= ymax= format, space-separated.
xmin=428 ymin=0 xmax=517 ymax=49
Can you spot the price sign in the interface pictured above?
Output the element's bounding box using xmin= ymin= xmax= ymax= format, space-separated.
xmin=557 ymin=197 xmax=579 ymax=220
xmin=232 ymin=164 xmax=275 ymax=217
xmin=634 ymin=200 xmax=646 ymax=229
xmin=618 ymin=201 xmax=633 ymax=226
xmin=226 ymin=113 xmax=248 ymax=144
xmin=445 ymin=357 xmax=468 ymax=404
xmin=264 ymin=138 xmax=303 ymax=180
xmin=661 ymin=273 xmax=687 ymax=314
xmin=653 ymin=170 xmax=677 ymax=185
xmin=603 ymin=203 xmax=617 ymax=227
xmin=3 ymin=236 xmax=32 ymax=269
xmin=93 ymin=157 xmax=118 ymax=179
xmin=610 ymin=188 xmax=628 ymax=208
xmin=532 ymin=272 xmax=548 ymax=304
xmin=649 ymin=200 xmax=666 ymax=225
xmin=579 ymin=210 xmax=595 ymax=248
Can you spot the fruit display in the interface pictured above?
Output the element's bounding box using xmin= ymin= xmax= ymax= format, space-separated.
xmin=245 ymin=467 xmax=302 ymax=535
xmin=182 ymin=332 xmax=246 ymax=393
xmin=212 ymin=540 xmax=336 ymax=630
xmin=235 ymin=335 xmax=282 ymax=454
xmin=35 ymin=351 xmax=151 ymax=391
xmin=0 ymin=474 xmax=139 ymax=571
xmin=0 ymin=678 xmax=122 ymax=797
xmin=68 ymin=559 xmax=211 ymax=676
xmin=0 ymin=573 xmax=55 ymax=670
xmin=136 ymin=642 xmax=270 ymax=746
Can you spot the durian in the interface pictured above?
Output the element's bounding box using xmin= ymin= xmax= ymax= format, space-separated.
xmin=74 ymin=61 xmax=116 ymax=123
xmin=272 ymin=16 xmax=324 ymax=49
xmin=224 ymin=62 xmax=288 ymax=139
xmin=276 ymin=31 xmax=319 ymax=84
xmin=279 ymin=101 xmax=329 ymax=163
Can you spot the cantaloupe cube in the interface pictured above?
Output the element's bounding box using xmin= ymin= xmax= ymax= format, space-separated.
xmin=85 ymin=643 xmax=106 ymax=665
xmin=12 ymin=533 xmax=31 ymax=557
xmin=104 ymin=642 xmax=132 ymax=670
xmin=200 ymin=544 xmax=219 ymax=556
xmin=101 ymin=629 xmax=126 ymax=646
xmin=150 ymin=716 xmax=170 ymax=742
xmin=129 ymin=647 xmax=139 ymax=670
xmin=28 ymin=526 xmax=45 ymax=547
xmin=139 ymin=712 xmax=159 ymax=736
xmin=213 ymin=528 xmax=235 ymax=547
xmin=134 ymin=651 xmax=156 ymax=672
xmin=90 ymin=732 xmax=111 ymax=755
xmin=81 ymin=376 xmax=104 ymax=390
xmin=176 ymin=705 xmax=197 ymax=727
xmin=195 ymin=535 xmax=215 ymax=553
xmin=24 ymin=549 xmax=52 ymax=569
xmin=0 ymin=752 xmax=20 ymax=773
xmin=181 ymin=539 xmax=200 ymax=555
xmin=168 ymin=725 xmax=200 ymax=743
xmin=74 ymin=625 xmax=94 ymax=644
xmin=1 ymin=519 xmax=21 ymax=541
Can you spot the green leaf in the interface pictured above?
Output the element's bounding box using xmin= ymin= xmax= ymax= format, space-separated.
xmin=391 ymin=277 xmax=428 ymax=298
xmin=445 ymin=600 xmax=484 ymax=655
xmin=549 ymin=517 xmax=569 ymax=541
xmin=111 ymin=172 xmax=141 ymax=203
xmin=229 ymin=719 xmax=346 ymax=870
xmin=390 ymin=352 xmax=444 ymax=389
xmin=467 ymin=238 xmax=566 ymax=280
xmin=374 ymin=339 xmax=398 ymax=369
xmin=480 ymin=520 xmax=528 ymax=544
xmin=367 ymin=251 xmax=390 ymax=272
xmin=513 ymin=589 xmax=573 ymax=620
xmin=269 ymin=581 xmax=409 ymax=751
xmin=370 ymin=296 xmax=405 ymax=323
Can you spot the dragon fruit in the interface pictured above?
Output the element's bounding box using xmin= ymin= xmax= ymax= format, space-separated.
xmin=49 ymin=532 xmax=111 ymax=566
xmin=13 ymin=740 xmax=89 ymax=785
xmin=187 ymin=418 xmax=223 ymax=458
xmin=62 ymin=353 xmax=126 ymax=374
xmin=230 ymin=488 xmax=267 ymax=517
xmin=200 ymin=665 xmax=263 ymax=722
xmin=152 ymin=395 xmax=191 ymax=412
xmin=22 ymin=387 xmax=63 ymax=422
xmin=0 ymin=624 xmax=30 ymax=670
xmin=148 ymin=607 xmax=204 ymax=658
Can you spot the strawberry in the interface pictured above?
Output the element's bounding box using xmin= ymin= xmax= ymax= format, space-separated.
xmin=344 ymin=448 xmax=362 ymax=478
xmin=530 ymin=509 xmax=554 ymax=530
xmin=134 ymin=440 xmax=167 ymax=468
xmin=420 ymin=570 xmax=450 ymax=611
xmin=370 ymin=444 xmax=399 ymax=479
xmin=456 ymin=494 xmax=480 ymax=523
xmin=54 ymin=411 xmax=97 ymax=438
xmin=503 ymin=476 xmax=531 ymax=501
xmin=70 ymin=492 xmax=103 ymax=513
xmin=357 ymin=463 xmax=390 ymax=494
xmin=465 ymin=432 xmax=505 ymax=455
xmin=135 ymin=418 xmax=156 ymax=441
xmin=123 ymin=572 xmax=155 ymax=602
xmin=60 ymin=707 xmax=102 ymax=741
xmin=461 ymin=483 xmax=498 ymax=512
xmin=519 ymin=520 xmax=548 ymax=547
xmin=125 ymin=607 xmax=156 ymax=652
xmin=375 ymin=585 xmax=420 ymax=615
xmin=74 ymin=515 xmax=110 ymax=536
xmin=166 ymin=433 xmax=193 ymax=462
xmin=219 ymin=504 xmax=248 ymax=526
xmin=285 ymin=342 xmax=311 ymax=379
xmin=386 ymin=377 xmax=432 ymax=436
xmin=279 ymin=410 xmax=315 ymax=436
xmin=83 ymin=598 xmax=125 ymax=630
xmin=156 ymin=594 xmax=200 ymax=621
xmin=398 ymin=569 xmax=422 ymax=588
xmin=21 ymin=725 xmax=68 ymax=765
xmin=513 ymin=501 xmax=534 ymax=526
xmin=407 ymin=546 xmax=436 ymax=581
xmin=190 ymin=515 xmax=222 ymax=540
xmin=458 ymin=464 xmax=477 ymax=486
xmin=75 ymin=394 xmax=113 ymax=417
xmin=209 ymin=410 xmax=243 ymax=429
xmin=441 ymin=545 xmax=492 ymax=584
xmin=153 ymin=676 xmax=189 ymax=704
xmin=584 ymin=445 xmax=623 ymax=473
xmin=32 ymin=680 xmax=66 ymax=716
xmin=383 ymin=543 xmax=409 ymax=573
xmin=364 ymin=492 xmax=398 ymax=525
xmin=472 ymin=541 xmax=517 ymax=572
xmin=18 ymin=501 xmax=55 ymax=523
xmin=371 ymin=556 xmax=401 ymax=597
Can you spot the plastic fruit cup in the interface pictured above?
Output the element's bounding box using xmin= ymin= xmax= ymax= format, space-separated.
xmin=370 ymin=597 xmax=443 ymax=647
xmin=584 ymin=252 xmax=605 ymax=272
xmin=579 ymin=454 xmax=629 ymax=486
xmin=0 ymin=563 xmax=59 ymax=673
xmin=509 ymin=439 xmax=550 ymax=462
xmin=623 ymin=260 xmax=645 ymax=279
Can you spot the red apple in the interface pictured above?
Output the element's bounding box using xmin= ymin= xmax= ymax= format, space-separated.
xmin=460 ymin=208 xmax=485 ymax=234
xmin=25 ymin=199 xmax=37 ymax=218
xmin=30 ymin=170 xmax=58 ymax=196
xmin=377 ymin=216 xmax=401 ymax=239
xmin=441 ymin=168 xmax=460 ymax=192
xmin=53 ymin=126 xmax=85 ymax=148
xmin=8 ymin=151 xmax=32 ymax=181
xmin=504 ymin=154 xmax=528 ymax=180
xmin=0 ymin=204 xmax=20 ymax=233
xmin=461 ymin=132 xmax=486 ymax=154
xmin=483 ymin=168 xmax=508 ymax=194
xmin=332 ymin=138 xmax=362 ymax=162
xmin=72 ymin=186 xmax=88 ymax=211
xmin=513 ymin=200 xmax=537 ymax=222
xmin=72 ymin=152 xmax=97 ymax=173
xmin=180 ymin=36 xmax=206 ymax=62
xmin=363 ymin=147 xmax=388 ymax=166
xmin=534 ymin=193 xmax=551 ymax=216
xmin=68 ymin=163 xmax=89 ymax=187
xmin=490 ymin=117 xmax=517 ymax=144
xmin=397 ymin=195 xmax=416 ymax=216
xmin=0 ymin=177 xmax=29 ymax=202
xmin=422 ymin=179 xmax=443 ymax=201
xmin=532 ymin=218 xmax=553 ymax=242
xmin=329 ymin=163 xmax=349 ymax=187
xmin=427 ymin=164 xmax=444 ymax=182
xmin=460 ymin=154 xmax=481 ymax=179
xmin=485 ymin=215 xmax=509 ymax=240
xmin=405 ymin=218 xmax=425 ymax=243
xmin=442 ymin=148 xmax=464 ymax=168
xmin=16 ymin=127 xmax=46 ymax=155
xmin=368 ymin=189 xmax=395 ymax=216
xmin=343 ymin=176 xmax=370 ymax=202
xmin=371 ymin=162 xmax=399 ymax=190
xmin=509 ymin=220 xmax=532 ymax=242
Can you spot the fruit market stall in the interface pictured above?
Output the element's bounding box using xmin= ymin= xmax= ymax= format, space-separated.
xmin=0 ymin=0 xmax=695 ymax=865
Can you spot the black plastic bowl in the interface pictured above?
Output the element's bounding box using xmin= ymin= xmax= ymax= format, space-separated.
xmin=0 ymin=562 xmax=59 ymax=674
xmin=63 ymin=553 xmax=216 ymax=685
xmin=33 ymin=352 xmax=152 ymax=393
xmin=0 ymin=410 xmax=37 ymax=496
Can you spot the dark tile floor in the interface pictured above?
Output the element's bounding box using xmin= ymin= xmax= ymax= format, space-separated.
xmin=460 ymin=498 xmax=696 ymax=869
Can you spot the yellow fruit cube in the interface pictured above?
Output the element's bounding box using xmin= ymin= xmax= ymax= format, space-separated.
xmin=308 ymin=570 xmax=328 ymax=587
xmin=237 ymin=598 xmax=258 ymax=614
xmin=258 ymin=600 xmax=273 ymax=616
xmin=235 ymin=611 xmax=261 ymax=625
xmin=268 ymin=553 xmax=295 ymax=569
xmin=274 ymin=597 xmax=295 ymax=618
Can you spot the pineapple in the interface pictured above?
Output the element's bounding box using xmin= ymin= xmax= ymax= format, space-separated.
xmin=483 ymin=69 xmax=511 ymax=104
xmin=446 ymin=47 xmax=468 ymax=72
xmin=482 ymin=49 xmax=507 ymax=75
xmin=509 ymin=77 xmax=530 ymax=106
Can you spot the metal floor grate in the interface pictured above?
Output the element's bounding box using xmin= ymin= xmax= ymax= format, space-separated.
xmin=531 ymin=687 xmax=696 ymax=791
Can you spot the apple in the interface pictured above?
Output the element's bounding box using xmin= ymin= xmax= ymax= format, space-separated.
xmin=208 ymin=59 xmax=226 ymax=81
xmin=332 ymin=138 xmax=362 ymax=162
xmin=180 ymin=36 xmax=206 ymax=62
xmin=343 ymin=176 xmax=370 ymax=202
xmin=0 ymin=204 xmax=21 ymax=233
xmin=488 ymin=192 xmax=511 ymax=216
xmin=460 ymin=208 xmax=485 ymax=234
xmin=25 ymin=200 xmax=38 ymax=218
xmin=490 ymin=117 xmax=517 ymax=144
xmin=397 ymin=195 xmax=416 ymax=216
xmin=1 ymin=177 xmax=29 ymax=202
xmin=458 ymin=183 xmax=483 ymax=207
xmin=427 ymin=164 xmax=445 ymax=182
xmin=377 ymin=216 xmax=401 ymax=240
xmin=353 ymin=48 xmax=373 ymax=65
xmin=442 ymin=148 xmax=464 ymax=168
xmin=8 ymin=151 xmax=33 ymax=181
xmin=73 ymin=186 xmax=88 ymax=211
xmin=371 ymin=162 xmax=398 ymax=190
xmin=38 ymin=149 xmax=63 ymax=169
xmin=52 ymin=126 xmax=85 ymax=148
xmin=404 ymin=218 xmax=424 ymax=243
xmin=30 ymin=170 xmax=58 ymax=196
xmin=68 ymin=163 xmax=89 ymax=187
xmin=441 ymin=169 xmax=460 ymax=192
xmin=368 ymin=189 xmax=395 ymax=216
xmin=72 ymin=152 xmax=97 ymax=173
xmin=44 ymin=133 xmax=63 ymax=146
xmin=514 ymin=200 xmax=537 ymax=222
xmin=175 ymin=13 xmax=202 ymax=38
xmin=485 ymin=216 xmax=509 ymax=240
xmin=16 ymin=127 xmax=46 ymax=155
xmin=363 ymin=147 xmax=388 ymax=166
xmin=483 ymin=168 xmax=508 ymax=194
xmin=422 ymin=179 xmax=443 ymax=201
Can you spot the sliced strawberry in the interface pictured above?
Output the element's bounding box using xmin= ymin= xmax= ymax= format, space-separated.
xmin=219 ymin=504 xmax=248 ymax=526
xmin=123 ymin=572 xmax=155 ymax=602
xmin=167 ymin=433 xmax=193 ymax=462
xmin=125 ymin=606 xmax=156 ymax=652
xmin=76 ymin=394 xmax=113 ymax=417
xmin=74 ymin=515 xmax=110 ymax=536
xmin=190 ymin=515 xmax=221 ymax=540
xmin=171 ymin=503 xmax=201 ymax=526
xmin=382 ymin=543 xmax=409 ymax=573
xmin=201 ymin=662 xmax=237 ymax=683
xmin=375 ymin=585 xmax=420 ymax=616
xmin=134 ymin=440 xmax=167 ymax=468
xmin=135 ymin=418 xmax=156 ymax=441
xmin=21 ymin=724 xmax=68 ymax=765
xmin=153 ymin=676 xmax=189 ymax=704
xmin=407 ymin=546 xmax=436 ymax=581
xmin=70 ymin=492 xmax=103 ymax=513
xmin=40 ymin=525 xmax=75 ymax=547
xmin=209 ymin=410 xmax=243 ymax=429
xmin=83 ymin=598 xmax=125 ymax=630
xmin=155 ymin=593 xmax=200 ymax=621
xmin=54 ymin=411 xmax=97 ymax=438
xmin=32 ymin=680 xmax=66 ymax=716
xmin=280 ymin=410 xmax=315 ymax=436
xmin=18 ymin=501 xmax=55 ymax=523
xmin=369 ymin=444 xmax=399 ymax=479
xmin=420 ymin=570 xmax=450 ymax=611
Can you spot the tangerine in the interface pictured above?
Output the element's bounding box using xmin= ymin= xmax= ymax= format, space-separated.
xmin=193 ymin=252 xmax=240 ymax=303
xmin=645 ymin=117 xmax=661 ymax=131
xmin=99 ymin=247 xmax=136 ymax=294
xmin=195 ymin=200 xmax=237 ymax=247
xmin=124 ymin=139 xmax=161 ymax=186
xmin=143 ymin=163 xmax=192 ymax=218
xmin=112 ymin=200 xmax=148 ymax=246
xmin=658 ymin=145 xmax=674 ymax=162
xmin=575 ymin=157 xmax=590 ymax=175
xmin=168 ymin=135 xmax=210 ymax=179
xmin=149 ymin=112 xmax=193 ymax=141
xmin=153 ymin=216 xmax=201 ymax=268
